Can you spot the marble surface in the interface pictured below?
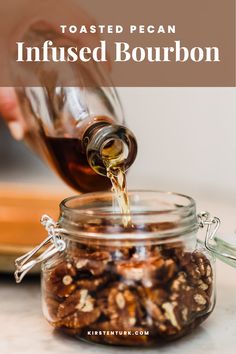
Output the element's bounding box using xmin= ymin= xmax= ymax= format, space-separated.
xmin=0 ymin=260 xmax=236 ymax=354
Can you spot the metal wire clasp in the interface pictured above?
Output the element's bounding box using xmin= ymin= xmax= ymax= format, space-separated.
xmin=14 ymin=215 xmax=66 ymax=284
xmin=198 ymin=211 xmax=221 ymax=253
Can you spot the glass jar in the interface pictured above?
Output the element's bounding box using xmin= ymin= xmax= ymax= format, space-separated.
xmin=15 ymin=190 xmax=234 ymax=347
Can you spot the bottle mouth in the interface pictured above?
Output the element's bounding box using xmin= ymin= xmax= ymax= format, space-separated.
xmin=86 ymin=124 xmax=137 ymax=176
xmin=101 ymin=137 xmax=129 ymax=169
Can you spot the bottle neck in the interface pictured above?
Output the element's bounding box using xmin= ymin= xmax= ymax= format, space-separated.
xmin=82 ymin=122 xmax=137 ymax=176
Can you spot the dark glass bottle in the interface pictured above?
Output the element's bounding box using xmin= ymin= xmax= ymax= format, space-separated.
xmin=18 ymin=86 xmax=137 ymax=193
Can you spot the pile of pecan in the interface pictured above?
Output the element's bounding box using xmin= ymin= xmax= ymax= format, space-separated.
xmin=43 ymin=229 xmax=213 ymax=346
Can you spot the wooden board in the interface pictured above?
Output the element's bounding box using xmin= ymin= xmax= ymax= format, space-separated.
xmin=0 ymin=183 xmax=73 ymax=273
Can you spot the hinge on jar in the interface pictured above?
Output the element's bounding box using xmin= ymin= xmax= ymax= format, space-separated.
xmin=14 ymin=215 xmax=66 ymax=284
xmin=198 ymin=211 xmax=221 ymax=253
xmin=198 ymin=212 xmax=236 ymax=264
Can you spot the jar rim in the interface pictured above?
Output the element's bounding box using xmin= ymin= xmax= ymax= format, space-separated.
xmin=60 ymin=189 xmax=196 ymax=217
xmin=59 ymin=190 xmax=198 ymax=241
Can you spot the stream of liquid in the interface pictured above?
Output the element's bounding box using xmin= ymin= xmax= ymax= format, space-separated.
xmin=106 ymin=167 xmax=132 ymax=227
xmin=101 ymin=138 xmax=132 ymax=227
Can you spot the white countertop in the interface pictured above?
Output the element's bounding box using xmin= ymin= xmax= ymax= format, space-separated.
xmin=0 ymin=260 xmax=236 ymax=354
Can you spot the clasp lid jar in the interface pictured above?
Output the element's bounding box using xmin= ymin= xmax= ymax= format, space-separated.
xmin=14 ymin=191 xmax=236 ymax=346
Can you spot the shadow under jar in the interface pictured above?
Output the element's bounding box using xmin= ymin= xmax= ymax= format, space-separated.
xmin=15 ymin=191 xmax=225 ymax=346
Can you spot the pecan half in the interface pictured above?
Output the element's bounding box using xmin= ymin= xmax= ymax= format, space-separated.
xmin=56 ymin=289 xmax=101 ymax=328
xmin=44 ymin=262 xmax=77 ymax=298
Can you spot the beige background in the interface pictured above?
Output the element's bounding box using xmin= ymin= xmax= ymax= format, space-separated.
xmin=120 ymin=88 xmax=236 ymax=200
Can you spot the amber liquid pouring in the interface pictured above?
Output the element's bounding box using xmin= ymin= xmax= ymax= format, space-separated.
xmin=106 ymin=167 xmax=131 ymax=227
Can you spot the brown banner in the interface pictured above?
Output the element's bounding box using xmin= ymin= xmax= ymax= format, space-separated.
xmin=0 ymin=0 xmax=235 ymax=86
